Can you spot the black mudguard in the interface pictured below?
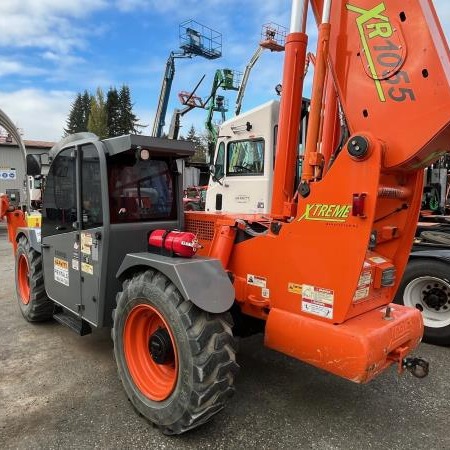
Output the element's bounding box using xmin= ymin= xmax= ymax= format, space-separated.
xmin=117 ymin=253 xmax=235 ymax=314
xmin=16 ymin=227 xmax=42 ymax=253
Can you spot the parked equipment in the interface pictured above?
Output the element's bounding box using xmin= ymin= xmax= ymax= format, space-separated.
xmin=235 ymin=23 xmax=286 ymax=116
xmin=1 ymin=0 xmax=449 ymax=435
xmin=395 ymin=224 xmax=450 ymax=346
xmin=152 ymin=21 xmax=222 ymax=138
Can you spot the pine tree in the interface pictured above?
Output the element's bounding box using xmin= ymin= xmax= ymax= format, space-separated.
xmin=118 ymin=85 xmax=141 ymax=135
xmin=106 ymin=87 xmax=121 ymax=137
xmin=64 ymin=93 xmax=84 ymax=136
xmin=185 ymin=125 xmax=208 ymax=163
xmin=87 ymin=88 xmax=108 ymax=139
xmin=81 ymin=90 xmax=92 ymax=131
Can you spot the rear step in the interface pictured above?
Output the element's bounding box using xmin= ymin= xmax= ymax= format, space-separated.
xmin=53 ymin=311 xmax=92 ymax=336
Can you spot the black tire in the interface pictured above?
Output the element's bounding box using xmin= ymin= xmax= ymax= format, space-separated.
xmin=395 ymin=259 xmax=450 ymax=346
xmin=112 ymin=270 xmax=239 ymax=434
xmin=420 ymin=231 xmax=450 ymax=246
xmin=15 ymin=236 xmax=54 ymax=321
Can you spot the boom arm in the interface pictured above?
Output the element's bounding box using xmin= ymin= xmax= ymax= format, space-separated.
xmin=204 ymin=70 xmax=234 ymax=154
xmin=235 ymin=46 xmax=264 ymax=116
xmin=152 ymin=53 xmax=176 ymax=138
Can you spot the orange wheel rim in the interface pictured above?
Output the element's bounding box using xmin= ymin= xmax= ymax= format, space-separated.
xmin=123 ymin=304 xmax=178 ymax=401
xmin=18 ymin=254 xmax=30 ymax=305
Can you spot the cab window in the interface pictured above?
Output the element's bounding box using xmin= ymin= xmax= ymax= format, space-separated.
xmin=107 ymin=150 xmax=176 ymax=223
xmin=81 ymin=145 xmax=103 ymax=229
xmin=42 ymin=147 xmax=77 ymax=237
xmin=227 ymin=139 xmax=264 ymax=176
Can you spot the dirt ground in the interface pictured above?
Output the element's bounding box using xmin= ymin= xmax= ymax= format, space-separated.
xmin=1 ymin=224 xmax=449 ymax=449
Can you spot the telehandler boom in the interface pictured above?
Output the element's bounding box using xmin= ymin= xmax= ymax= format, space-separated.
xmin=1 ymin=0 xmax=448 ymax=435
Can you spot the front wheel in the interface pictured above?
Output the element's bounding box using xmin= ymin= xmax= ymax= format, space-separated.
xmin=15 ymin=236 xmax=53 ymax=321
xmin=395 ymin=259 xmax=450 ymax=346
xmin=112 ymin=270 xmax=239 ymax=434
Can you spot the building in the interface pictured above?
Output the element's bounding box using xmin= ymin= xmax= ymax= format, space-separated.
xmin=0 ymin=136 xmax=54 ymax=207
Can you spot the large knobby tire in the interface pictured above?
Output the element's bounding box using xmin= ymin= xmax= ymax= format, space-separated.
xmin=395 ymin=259 xmax=450 ymax=346
xmin=112 ymin=270 xmax=239 ymax=435
xmin=15 ymin=236 xmax=54 ymax=321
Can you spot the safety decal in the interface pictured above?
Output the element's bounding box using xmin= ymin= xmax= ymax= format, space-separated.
xmin=92 ymin=240 xmax=99 ymax=262
xmin=369 ymin=256 xmax=386 ymax=264
xmin=358 ymin=270 xmax=372 ymax=287
xmin=72 ymin=259 xmax=79 ymax=271
xmin=81 ymin=262 xmax=93 ymax=275
xmin=262 ymin=288 xmax=270 ymax=299
xmin=54 ymin=257 xmax=69 ymax=286
xmin=35 ymin=229 xmax=41 ymax=243
xmin=288 ymin=283 xmax=302 ymax=295
xmin=301 ymin=284 xmax=334 ymax=319
xmin=247 ymin=274 xmax=266 ymax=288
xmin=81 ymin=232 xmax=92 ymax=255
xmin=353 ymin=286 xmax=370 ymax=302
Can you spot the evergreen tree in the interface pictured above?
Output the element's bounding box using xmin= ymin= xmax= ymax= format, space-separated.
xmin=118 ymin=85 xmax=141 ymax=135
xmin=64 ymin=93 xmax=84 ymax=136
xmin=81 ymin=90 xmax=92 ymax=131
xmin=185 ymin=125 xmax=208 ymax=163
xmin=87 ymin=88 xmax=108 ymax=139
xmin=106 ymin=87 xmax=121 ymax=137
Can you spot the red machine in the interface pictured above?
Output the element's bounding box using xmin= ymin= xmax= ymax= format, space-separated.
xmin=186 ymin=0 xmax=449 ymax=383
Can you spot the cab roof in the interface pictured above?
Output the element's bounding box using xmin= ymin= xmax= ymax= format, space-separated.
xmin=50 ymin=133 xmax=195 ymax=160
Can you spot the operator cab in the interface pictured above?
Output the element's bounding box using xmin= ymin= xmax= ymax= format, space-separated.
xmin=39 ymin=133 xmax=194 ymax=327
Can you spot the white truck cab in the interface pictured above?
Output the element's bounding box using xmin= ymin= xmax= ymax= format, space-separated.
xmin=206 ymin=100 xmax=280 ymax=214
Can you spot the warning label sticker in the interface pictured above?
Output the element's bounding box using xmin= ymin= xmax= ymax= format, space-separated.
xmin=247 ymin=274 xmax=266 ymax=288
xmin=301 ymin=284 xmax=334 ymax=319
xmin=54 ymin=257 xmax=69 ymax=286
xmin=288 ymin=283 xmax=302 ymax=295
xmin=81 ymin=262 xmax=93 ymax=275
xmin=370 ymin=256 xmax=386 ymax=264
xmin=353 ymin=286 xmax=370 ymax=302
xmin=262 ymin=288 xmax=270 ymax=298
xmin=81 ymin=232 xmax=92 ymax=255
xmin=72 ymin=259 xmax=79 ymax=271
xmin=358 ymin=270 xmax=372 ymax=287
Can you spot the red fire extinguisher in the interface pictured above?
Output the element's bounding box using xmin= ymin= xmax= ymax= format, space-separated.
xmin=148 ymin=230 xmax=202 ymax=258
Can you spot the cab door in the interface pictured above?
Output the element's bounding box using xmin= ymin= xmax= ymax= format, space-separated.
xmin=78 ymin=144 xmax=104 ymax=325
xmin=41 ymin=147 xmax=81 ymax=316
xmin=41 ymin=144 xmax=105 ymax=326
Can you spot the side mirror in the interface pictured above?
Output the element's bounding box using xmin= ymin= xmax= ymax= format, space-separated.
xmin=26 ymin=154 xmax=41 ymax=176
xmin=209 ymin=164 xmax=223 ymax=186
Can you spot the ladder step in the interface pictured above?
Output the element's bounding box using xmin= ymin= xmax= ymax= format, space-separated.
xmin=53 ymin=312 xmax=92 ymax=336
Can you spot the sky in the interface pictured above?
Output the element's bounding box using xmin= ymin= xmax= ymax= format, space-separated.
xmin=0 ymin=0 xmax=449 ymax=142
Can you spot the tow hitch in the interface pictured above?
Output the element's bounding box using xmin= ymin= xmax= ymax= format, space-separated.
xmin=402 ymin=357 xmax=429 ymax=378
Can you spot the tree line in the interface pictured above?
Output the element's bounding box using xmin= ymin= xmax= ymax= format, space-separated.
xmin=64 ymin=85 xmax=141 ymax=139
xmin=64 ymin=85 xmax=209 ymax=163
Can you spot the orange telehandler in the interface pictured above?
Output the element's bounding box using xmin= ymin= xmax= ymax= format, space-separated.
xmin=1 ymin=0 xmax=449 ymax=435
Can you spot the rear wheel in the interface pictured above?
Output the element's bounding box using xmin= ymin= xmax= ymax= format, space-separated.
xmin=15 ymin=236 xmax=54 ymax=321
xmin=112 ymin=270 xmax=238 ymax=434
xmin=395 ymin=259 xmax=450 ymax=346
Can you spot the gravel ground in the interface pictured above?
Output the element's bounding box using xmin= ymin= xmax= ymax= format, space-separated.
xmin=1 ymin=224 xmax=449 ymax=450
